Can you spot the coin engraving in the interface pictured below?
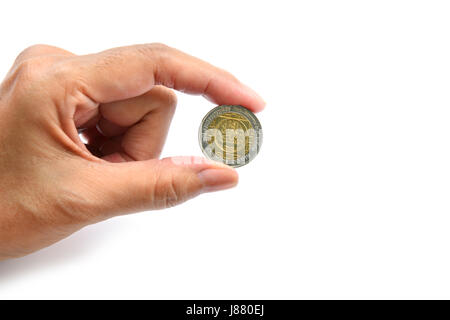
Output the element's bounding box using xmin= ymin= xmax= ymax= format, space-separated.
xmin=199 ymin=105 xmax=262 ymax=167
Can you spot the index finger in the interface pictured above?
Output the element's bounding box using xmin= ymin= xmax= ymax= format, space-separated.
xmin=71 ymin=43 xmax=265 ymax=112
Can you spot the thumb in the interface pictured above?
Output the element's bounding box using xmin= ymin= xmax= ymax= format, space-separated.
xmin=84 ymin=156 xmax=238 ymax=218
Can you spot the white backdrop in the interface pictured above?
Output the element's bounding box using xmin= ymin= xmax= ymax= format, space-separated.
xmin=0 ymin=0 xmax=450 ymax=299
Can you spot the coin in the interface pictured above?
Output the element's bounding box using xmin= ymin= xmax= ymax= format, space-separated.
xmin=199 ymin=105 xmax=263 ymax=168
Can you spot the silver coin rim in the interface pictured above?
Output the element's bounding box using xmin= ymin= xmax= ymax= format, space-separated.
xmin=198 ymin=105 xmax=263 ymax=168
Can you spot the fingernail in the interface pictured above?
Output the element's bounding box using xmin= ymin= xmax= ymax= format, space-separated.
xmin=197 ymin=168 xmax=238 ymax=192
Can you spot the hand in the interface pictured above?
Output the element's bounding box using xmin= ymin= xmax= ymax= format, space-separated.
xmin=0 ymin=43 xmax=265 ymax=260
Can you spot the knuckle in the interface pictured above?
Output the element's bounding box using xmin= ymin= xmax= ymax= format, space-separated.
xmin=149 ymin=165 xmax=197 ymax=209
xmin=163 ymin=90 xmax=178 ymax=111
xmin=49 ymin=59 xmax=82 ymax=88
xmin=154 ymin=172 xmax=180 ymax=208
xmin=135 ymin=43 xmax=170 ymax=59
xmin=16 ymin=44 xmax=50 ymax=61
xmin=148 ymin=42 xmax=170 ymax=51
xmin=14 ymin=59 xmax=43 ymax=80
xmin=3 ymin=59 xmax=47 ymax=92
xmin=10 ymin=49 xmax=66 ymax=84
xmin=144 ymin=86 xmax=177 ymax=112
xmin=47 ymin=60 xmax=93 ymax=99
xmin=164 ymin=177 xmax=180 ymax=208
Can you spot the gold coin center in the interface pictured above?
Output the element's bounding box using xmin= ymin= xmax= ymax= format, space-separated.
xmin=206 ymin=112 xmax=255 ymax=160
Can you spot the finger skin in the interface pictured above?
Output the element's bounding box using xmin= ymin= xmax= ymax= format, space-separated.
xmin=0 ymin=43 xmax=261 ymax=260
xmin=74 ymin=43 xmax=265 ymax=112
xmin=81 ymin=156 xmax=238 ymax=217
xmin=99 ymin=85 xmax=177 ymax=127
xmin=93 ymin=86 xmax=177 ymax=161
xmin=13 ymin=44 xmax=75 ymax=64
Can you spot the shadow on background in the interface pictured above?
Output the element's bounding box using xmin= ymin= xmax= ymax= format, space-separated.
xmin=0 ymin=221 xmax=118 ymax=284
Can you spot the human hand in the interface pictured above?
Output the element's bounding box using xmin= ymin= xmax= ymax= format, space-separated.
xmin=0 ymin=43 xmax=265 ymax=260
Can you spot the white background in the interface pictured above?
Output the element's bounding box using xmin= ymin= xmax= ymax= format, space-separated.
xmin=0 ymin=0 xmax=450 ymax=299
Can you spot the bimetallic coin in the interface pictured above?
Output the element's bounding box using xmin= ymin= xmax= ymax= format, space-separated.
xmin=199 ymin=105 xmax=263 ymax=168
